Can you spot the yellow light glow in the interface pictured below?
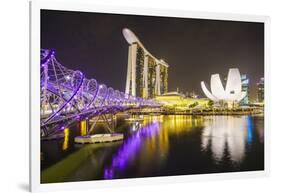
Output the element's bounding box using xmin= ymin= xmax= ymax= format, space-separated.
xmin=62 ymin=128 xmax=69 ymax=151
xmin=80 ymin=120 xmax=87 ymax=136
xmin=155 ymin=95 xmax=209 ymax=109
xmin=138 ymin=114 xmax=206 ymax=169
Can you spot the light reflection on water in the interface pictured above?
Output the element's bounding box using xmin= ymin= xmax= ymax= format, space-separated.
xmin=201 ymin=116 xmax=251 ymax=163
xmin=104 ymin=121 xmax=160 ymax=179
xmin=41 ymin=115 xmax=264 ymax=183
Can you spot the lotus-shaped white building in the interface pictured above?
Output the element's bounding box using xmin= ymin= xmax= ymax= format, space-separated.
xmin=201 ymin=68 xmax=246 ymax=103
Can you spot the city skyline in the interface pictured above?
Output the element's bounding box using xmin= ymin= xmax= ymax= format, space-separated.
xmin=40 ymin=9 xmax=265 ymax=184
xmin=41 ymin=10 xmax=264 ymax=101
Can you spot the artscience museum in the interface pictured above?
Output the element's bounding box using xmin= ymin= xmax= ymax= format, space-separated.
xmin=201 ymin=68 xmax=247 ymax=107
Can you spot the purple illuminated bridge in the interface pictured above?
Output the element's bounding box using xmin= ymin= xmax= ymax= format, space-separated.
xmin=40 ymin=49 xmax=160 ymax=137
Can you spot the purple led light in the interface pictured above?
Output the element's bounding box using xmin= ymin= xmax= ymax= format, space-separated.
xmin=40 ymin=49 xmax=161 ymax=131
xmin=43 ymin=71 xmax=84 ymax=125
xmin=103 ymin=122 xmax=160 ymax=179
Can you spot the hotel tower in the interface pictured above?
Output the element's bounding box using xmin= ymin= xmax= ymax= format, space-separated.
xmin=123 ymin=28 xmax=168 ymax=99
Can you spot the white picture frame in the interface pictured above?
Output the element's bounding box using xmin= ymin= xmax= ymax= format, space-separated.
xmin=30 ymin=0 xmax=270 ymax=192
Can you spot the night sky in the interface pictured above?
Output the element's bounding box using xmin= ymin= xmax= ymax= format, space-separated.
xmin=41 ymin=10 xmax=264 ymax=101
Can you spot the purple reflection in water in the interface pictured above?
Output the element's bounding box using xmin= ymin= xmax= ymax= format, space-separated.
xmin=104 ymin=121 xmax=160 ymax=179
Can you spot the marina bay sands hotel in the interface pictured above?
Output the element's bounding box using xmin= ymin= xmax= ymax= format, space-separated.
xmin=123 ymin=28 xmax=169 ymax=99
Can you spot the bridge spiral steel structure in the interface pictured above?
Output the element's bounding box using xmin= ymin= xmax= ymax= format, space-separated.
xmin=40 ymin=49 xmax=160 ymax=137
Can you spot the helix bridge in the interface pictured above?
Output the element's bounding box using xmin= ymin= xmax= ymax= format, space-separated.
xmin=40 ymin=49 xmax=160 ymax=138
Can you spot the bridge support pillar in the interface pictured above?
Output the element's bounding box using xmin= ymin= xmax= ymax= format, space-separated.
xmin=75 ymin=114 xmax=123 ymax=144
xmin=80 ymin=120 xmax=88 ymax=136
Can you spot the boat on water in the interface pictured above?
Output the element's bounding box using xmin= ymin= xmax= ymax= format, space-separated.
xmin=74 ymin=133 xmax=124 ymax=144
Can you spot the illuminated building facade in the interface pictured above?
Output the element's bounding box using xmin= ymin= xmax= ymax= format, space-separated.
xmin=155 ymin=91 xmax=209 ymax=110
xmin=201 ymin=68 xmax=246 ymax=107
xmin=257 ymin=77 xmax=264 ymax=102
xmin=241 ymin=74 xmax=249 ymax=105
xmin=123 ymin=28 xmax=168 ymax=98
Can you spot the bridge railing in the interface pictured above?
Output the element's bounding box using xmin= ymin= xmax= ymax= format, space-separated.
xmin=40 ymin=49 xmax=160 ymax=136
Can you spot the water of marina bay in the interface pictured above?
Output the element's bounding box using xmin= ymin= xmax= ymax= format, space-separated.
xmin=41 ymin=115 xmax=264 ymax=183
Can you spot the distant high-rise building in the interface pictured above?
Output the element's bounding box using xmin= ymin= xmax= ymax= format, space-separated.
xmin=257 ymin=77 xmax=264 ymax=102
xmin=123 ymin=28 xmax=168 ymax=98
xmin=241 ymin=74 xmax=249 ymax=105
